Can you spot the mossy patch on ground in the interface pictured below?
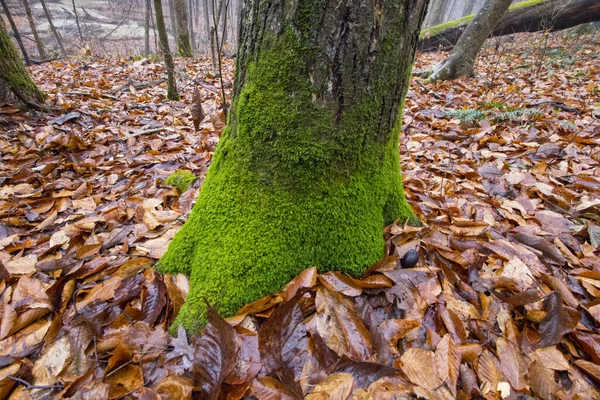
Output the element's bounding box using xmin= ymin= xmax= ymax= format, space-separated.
xmin=164 ymin=170 xmax=197 ymax=193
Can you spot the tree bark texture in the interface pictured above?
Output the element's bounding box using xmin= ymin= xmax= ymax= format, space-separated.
xmin=421 ymin=0 xmax=600 ymax=52
xmin=21 ymin=0 xmax=46 ymax=59
xmin=145 ymin=0 xmax=152 ymax=55
xmin=154 ymin=0 xmax=179 ymax=100
xmin=72 ymin=0 xmax=83 ymax=42
xmin=187 ymin=0 xmax=196 ymax=51
xmin=168 ymin=0 xmax=178 ymax=41
xmin=174 ymin=0 xmax=193 ymax=56
xmin=1 ymin=0 xmax=30 ymax=65
xmin=0 ymin=20 xmax=44 ymax=109
xmin=429 ymin=0 xmax=512 ymax=81
xmin=40 ymin=0 xmax=66 ymax=56
xmin=159 ymin=0 xmax=428 ymax=331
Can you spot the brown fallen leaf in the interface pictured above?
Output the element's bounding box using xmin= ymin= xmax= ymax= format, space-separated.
xmin=191 ymin=86 xmax=205 ymax=132
xmin=536 ymin=291 xmax=580 ymax=348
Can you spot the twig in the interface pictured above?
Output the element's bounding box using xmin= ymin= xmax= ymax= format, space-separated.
xmin=415 ymin=79 xmax=444 ymax=100
xmin=7 ymin=376 xmax=63 ymax=391
xmin=64 ymin=91 xmax=120 ymax=101
xmin=122 ymin=127 xmax=164 ymax=140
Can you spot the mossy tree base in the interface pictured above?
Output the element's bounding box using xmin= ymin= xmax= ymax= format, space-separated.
xmin=159 ymin=0 xmax=428 ymax=333
xmin=0 ymin=21 xmax=44 ymax=109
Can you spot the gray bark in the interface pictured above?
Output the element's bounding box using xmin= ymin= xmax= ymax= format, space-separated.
xmin=174 ymin=0 xmax=193 ymax=56
xmin=168 ymin=0 xmax=178 ymax=41
xmin=154 ymin=0 xmax=179 ymax=100
xmin=188 ymin=0 xmax=196 ymax=51
xmin=1 ymin=0 xmax=30 ymax=65
xmin=429 ymin=0 xmax=513 ymax=81
xmin=40 ymin=0 xmax=65 ymax=56
xmin=145 ymin=0 xmax=151 ymax=55
xmin=22 ymin=0 xmax=46 ymax=59
xmin=72 ymin=0 xmax=83 ymax=42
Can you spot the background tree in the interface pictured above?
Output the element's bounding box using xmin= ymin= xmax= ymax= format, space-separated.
xmin=71 ymin=0 xmax=83 ymax=42
xmin=40 ymin=0 xmax=66 ymax=57
xmin=428 ymin=0 xmax=513 ymax=81
xmin=21 ymin=0 xmax=46 ymax=59
xmin=159 ymin=0 xmax=429 ymax=331
xmin=1 ymin=0 xmax=30 ymax=65
xmin=154 ymin=0 xmax=178 ymax=100
xmin=0 ymin=19 xmax=44 ymax=109
xmin=421 ymin=0 xmax=600 ymax=52
xmin=145 ymin=0 xmax=152 ymax=55
xmin=174 ymin=0 xmax=193 ymax=56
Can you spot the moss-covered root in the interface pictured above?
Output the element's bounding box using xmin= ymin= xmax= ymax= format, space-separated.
xmin=164 ymin=170 xmax=197 ymax=193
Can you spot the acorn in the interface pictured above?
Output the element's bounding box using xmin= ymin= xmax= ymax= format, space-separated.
xmin=400 ymin=249 xmax=419 ymax=269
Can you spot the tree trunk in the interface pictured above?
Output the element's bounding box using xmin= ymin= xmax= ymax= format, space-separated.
xmin=167 ymin=0 xmax=178 ymax=43
xmin=421 ymin=0 xmax=600 ymax=52
xmin=429 ymin=0 xmax=512 ymax=81
xmin=0 ymin=20 xmax=44 ymax=109
xmin=154 ymin=0 xmax=179 ymax=100
xmin=202 ymin=0 xmax=210 ymax=53
xmin=1 ymin=0 xmax=30 ymax=65
xmin=145 ymin=0 xmax=151 ymax=55
xmin=22 ymin=0 xmax=46 ymax=59
xmin=159 ymin=0 xmax=428 ymax=331
xmin=40 ymin=0 xmax=65 ymax=56
xmin=173 ymin=0 xmax=193 ymax=56
xmin=187 ymin=0 xmax=196 ymax=52
xmin=72 ymin=0 xmax=83 ymax=42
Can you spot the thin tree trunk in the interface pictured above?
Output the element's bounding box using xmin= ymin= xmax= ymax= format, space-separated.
xmin=145 ymin=0 xmax=151 ymax=55
xmin=1 ymin=0 xmax=30 ymax=65
xmin=429 ymin=0 xmax=513 ymax=81
xmin=72 ymin=0 xmax=83 ymax=42
xmin=173 ymin=0 xmax=192 ymax=56
xmin=202 ymin=0 xmax=210 ymax=54
xmin=154 ymin=0 xmax=178 ymax=100
xmin=40 ymin=0 xmax=65 ymax=56
xmin=159 ymin=0 xmax=428 ymax=331
xmin=167 ymin=0 xmax=178 ymax=43
xmin=0 ymin=20 xmax=44 ymax=109
xmin=22 ymin=0 xmax=46 ymax=59
xmin=187 ymin=0 xmax=195 ymax=52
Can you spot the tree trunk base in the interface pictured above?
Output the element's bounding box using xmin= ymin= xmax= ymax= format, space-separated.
xmin=429 ymin=54 xmax=475 ymax=82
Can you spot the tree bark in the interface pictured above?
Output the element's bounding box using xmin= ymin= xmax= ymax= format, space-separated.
xmin=159 ymin=0 xmax=428 ymax=331
xmin=154 ymin=0 xmax=179 ymax=100
xmin=421 ymin=0 xmax=600 ymax=52
xmin=429 ymin=0 xmax=512 ymax=81
xmin=145 ymin=0 xmax=151 ymax=55
xmin=1 ymin=0 xmax=30 ymax=65
xmin=173 ymin=0 xmax=193 ymax=56
xmin=0 ymin=20 xmax=44 ymax=109
xmin=167 ymin=0 xmax=178 ymax=42
xmin=22 ymin=0 xmax=46 ymax=59
xmin=187 ymin=0 xmax=196 ymax=52
xmin=202 ymin=0 xmax=210 ymax=53
xmin=40 ymin=0 xmax=65 ymax=56
xmin=72 ymin=0 xmax=83 ymax=42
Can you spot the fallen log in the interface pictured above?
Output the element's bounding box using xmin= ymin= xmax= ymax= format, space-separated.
xmin=419 ymin=0 xmax=600 ymax=52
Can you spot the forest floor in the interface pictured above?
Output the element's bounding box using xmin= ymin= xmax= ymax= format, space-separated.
xmin=0 ymin=31 xmax=599 ymax=399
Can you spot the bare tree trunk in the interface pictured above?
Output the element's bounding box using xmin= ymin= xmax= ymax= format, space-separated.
xmin=187 ymin=0 xmax=195 ymax=52
xmin=167 ymin=0 xmax=178 ymax=43
xmin=1 ymin=0 xmax=30 ymax=65
xmin=174 ymin=0 xmax=192 ymax=56
xmin=0 ymin=20 xmax=44 ymax=109
xmin=429 ymin=0 xmax=513 ymax=81
xmin=72 ymin=0 xmax=83 ymax=42
xmin=202 ymin=0 xmax=210 ymax=54
xmin=22 ymin=0 xmax=46 ymax=59
xmin=145 ymin=0 xmax=151 ymax=55
xmin=40 ymin=0 xmax=65 ymax=56
xmin=154 ymin=0 xmax=178 ymax=100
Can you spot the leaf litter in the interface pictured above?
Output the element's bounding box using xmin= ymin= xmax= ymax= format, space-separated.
xmin=0 ymin=33 xmax=599 ymax=399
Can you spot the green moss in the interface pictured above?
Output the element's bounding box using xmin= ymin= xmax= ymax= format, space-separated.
xmin=164 ymin=170 xmax=197 ymax=193
xmin=420 ymin=0 xmax=545 ymax=39
xmin=159 ymin=13 xmax=417 ymax=333
xmin=177 ymin=34 xmax=193 ymax=57
xmin=0 ymin=23 xmax=45 ymax=104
